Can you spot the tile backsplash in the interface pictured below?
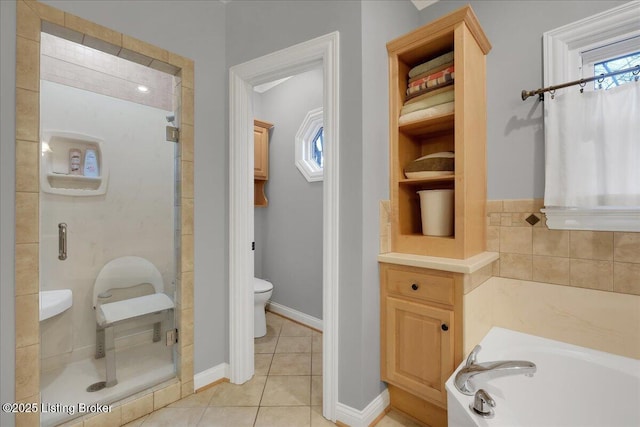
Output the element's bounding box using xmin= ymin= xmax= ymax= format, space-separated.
xmin=488 ymin=199 xmax=640 ymax=296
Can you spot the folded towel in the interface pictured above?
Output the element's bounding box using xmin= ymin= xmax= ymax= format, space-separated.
xmin=408 ymin=61 xmax=454 ymax=84
xmin=404 ymin=152 xmax=455 ymax=179
xmin=405 ymin=80 xmax=454 ymax=103
xmin=408 ymin=51 xmax=454 ymax=79
xmin=408 ymin=65 xmax=455 ymax=89
xmin=401 ymin=87 xmax=454 ymax=116
xmin=398 ymin=101 xmax=455 ymax=125
xmin=407 ymin=70 xmax=454 ymax=97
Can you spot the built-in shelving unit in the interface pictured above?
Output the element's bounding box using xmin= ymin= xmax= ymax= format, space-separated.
xmin=388 ymin=6 xmax=491 ymax=259
xmin=41 ymin=131 xmax=108 ymax=196
xmin=380 ymin=6 xmax=492 ymax=427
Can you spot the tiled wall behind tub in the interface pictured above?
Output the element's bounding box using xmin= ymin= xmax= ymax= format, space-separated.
xmin=488 ymin=200 xmax=640 ymax=296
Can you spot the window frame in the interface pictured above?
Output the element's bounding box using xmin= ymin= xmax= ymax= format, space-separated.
xmin=295 ymin=107 xmax=324 ymax=182
xmin=541 ymin=1 xmax=640 ymax=232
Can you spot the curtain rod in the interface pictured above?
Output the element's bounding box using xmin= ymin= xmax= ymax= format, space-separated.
xmin=521 ymin=65 xmax=640 ymax=101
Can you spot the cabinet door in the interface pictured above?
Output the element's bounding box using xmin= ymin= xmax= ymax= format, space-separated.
xmin=254 ymin=126 xmax=269 ymax=180
xmin=383 ymin=296 xmax=454 ymax=407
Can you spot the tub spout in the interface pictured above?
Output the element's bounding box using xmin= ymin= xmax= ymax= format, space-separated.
xmin=454 ymin=345 xmax=537 ymax=395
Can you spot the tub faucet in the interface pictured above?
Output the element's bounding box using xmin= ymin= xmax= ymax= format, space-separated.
xmin=454 ymin=345 xmax=537 ymax=395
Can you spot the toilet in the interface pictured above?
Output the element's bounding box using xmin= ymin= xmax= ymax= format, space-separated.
xmin=254 ymin=277 xmax=274 ymax=338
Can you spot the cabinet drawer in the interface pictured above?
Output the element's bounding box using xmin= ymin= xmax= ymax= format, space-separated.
xmin=383 ymin=265 xmax=454 ymax=306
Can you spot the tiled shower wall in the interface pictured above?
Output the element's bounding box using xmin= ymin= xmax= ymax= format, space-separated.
xmin=487 ymin=199 xmax=640 ymax=296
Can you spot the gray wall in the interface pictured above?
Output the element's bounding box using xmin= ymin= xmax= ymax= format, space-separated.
xmin=0 ymin=2 xmax=17 ymax=426
xmin=420 ymin=0 xmax=628 ymax=200
xmin=254 ymin=67 xmax=324 ymax=319
xmin=360 ymin=0 xmax=420 ymax=404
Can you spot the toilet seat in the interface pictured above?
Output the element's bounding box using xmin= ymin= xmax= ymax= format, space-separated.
xmin=254 ymin=277 xmax=273 ymax=293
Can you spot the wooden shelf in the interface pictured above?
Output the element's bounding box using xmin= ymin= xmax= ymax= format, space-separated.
xmin=398 ymin=175 xmax=454 ymax=186
xmin=399 ymin=112 xmax=454 ymax=136
xmin=387 ymin=4 xmax=490 ymax=260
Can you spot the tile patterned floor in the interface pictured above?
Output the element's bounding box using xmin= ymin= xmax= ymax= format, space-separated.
xmin=124 ymin=312 xmax=419 ymax=427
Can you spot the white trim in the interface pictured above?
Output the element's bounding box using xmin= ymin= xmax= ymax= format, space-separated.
xmin=295 ymin=106 xmax=324 ymax=182
xmin=335 ymin=389 xmax=390 ymax=427
xmin=542 ymin=208 xmax=640 ymax=232
xmin=229 ymin=32 xmax=340 ymax=421
xmin=266 ymin=302 xmax=323 ymax=331
xmin=193 ymin=363 xmax=230 ymax=391
xmin=410 ymin=0 xmax=439 ymax=12
xmin=543 ymin=1 xmax=640 ymax=86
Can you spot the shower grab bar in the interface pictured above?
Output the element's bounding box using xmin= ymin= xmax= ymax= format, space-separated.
xmin=58 ymin=223 xmax=67 ymax=260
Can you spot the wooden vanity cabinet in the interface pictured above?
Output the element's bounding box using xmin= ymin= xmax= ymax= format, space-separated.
xmin=254 ymin=119 xmax=273 ymax=207
xmin=380 ymin=262 xmax=463 ymax=426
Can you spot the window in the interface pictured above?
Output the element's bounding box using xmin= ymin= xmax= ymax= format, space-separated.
xmin=295 ymin=107 xmax=323 ymax=182
xmin=593 ymin=51 xmax=640 ymax=90
xmin=311 ymin=127 xmax=324 ymax=168
xmin=542 ymin=2 xmax=640 ymax=232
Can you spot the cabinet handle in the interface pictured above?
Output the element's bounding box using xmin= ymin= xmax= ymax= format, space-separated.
xmin=411 ymin=283 xmax=419 ymax=291
xmin=441 ymin=324 xmax=449 ymax=331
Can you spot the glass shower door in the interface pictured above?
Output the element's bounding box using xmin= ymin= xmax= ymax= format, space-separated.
xmin=38 ymin=32 xmax=178 ymax=427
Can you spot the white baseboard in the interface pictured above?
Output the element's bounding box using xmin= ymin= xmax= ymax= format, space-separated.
xmin=194 ymin=362 xmax=230 ymax=391
xmin=336 ymin=388 xmax=390 ymax=427
xmin=267 ymin=301 xmax=323 ymax=331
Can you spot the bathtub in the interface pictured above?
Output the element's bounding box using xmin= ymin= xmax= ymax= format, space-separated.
xmin=445 ymin=327 xmax=640 ymax=427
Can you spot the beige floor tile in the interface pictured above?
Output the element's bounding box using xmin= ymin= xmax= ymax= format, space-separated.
xmin=208 ymin=375 xmax=267 ymax=407
xmin=311 ymin=333 xmax=322 ymax=353
xmin=140 ymin=407 xmax=205 ymax=426
xmin=260 ymin=376 xmax=311 ymax=406
xmin=122 ymin=415 xmax=148 ymax=427
xmin=197 ymin=406 xmax=258 ymax=427
xmin=312 ymin=353 xmax=323 ymax=376
xmin=275 ymin=336 xmax=312 ymax=353
xmin=266 ymin=311 xmax=285 ymax=325
xmin=311 ymin=376 xmax=322 ymax=406
xmin=169 ymin=387 xmax=215 ymax=408
xmin=255 ymin=353 xmax=274 ymax=376
xmin=255 ymin=335 xmax=278 ymax=354
xmin=270 ymin=353 xmax=311 ymax=375
xmin=264 ymin=323 xmax=282 ymax=337
xmin=311 ymin=406 xmax=336 ymax=426
xmin=280 ymin=320 xmax=313 ymax=337
xmin=255 ymin=406 xmax=311 ymax=427
xmin=376 ymin=410 xmax=424 ymax=427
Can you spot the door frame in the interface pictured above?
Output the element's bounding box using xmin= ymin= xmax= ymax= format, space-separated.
xmin=228 ymin=32 xmax=340 ymax=420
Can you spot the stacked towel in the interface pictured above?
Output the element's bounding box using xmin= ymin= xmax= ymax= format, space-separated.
xmin=404 ymin=151 xmax=455 ymax=179
xmin=399 ymin=51 xmax=455 ymax=123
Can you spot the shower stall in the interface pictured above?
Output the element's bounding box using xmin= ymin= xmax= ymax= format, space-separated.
xmin=38 ymin=32 xmax=179 ymax=426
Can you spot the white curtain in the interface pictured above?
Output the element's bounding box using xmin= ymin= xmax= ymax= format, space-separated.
xmin=544 ymin=82 xmax=640 ymax=208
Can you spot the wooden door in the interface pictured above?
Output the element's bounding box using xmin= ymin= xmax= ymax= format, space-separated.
xmin=383 ymin=296 xmax=454 ymax=407
xmin=254 ymin=125 xmax=268 ymax=180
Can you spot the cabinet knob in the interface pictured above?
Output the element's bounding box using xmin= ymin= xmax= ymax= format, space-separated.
xmin=441 ymin=324 xmax=449 ymax=331
xmin=411 ymin=283 xmax=419 ymax=291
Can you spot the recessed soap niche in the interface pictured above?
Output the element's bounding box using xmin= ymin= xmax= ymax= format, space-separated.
xmin=41 ymin=131 xmax=109 ymax=196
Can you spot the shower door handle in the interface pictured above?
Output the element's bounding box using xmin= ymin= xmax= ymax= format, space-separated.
xmin=58 ymin=223 xmax=67 ymax=260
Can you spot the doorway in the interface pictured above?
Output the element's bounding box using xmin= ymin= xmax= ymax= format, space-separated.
xmin=229 ymin=32 xmax=340 ymax=421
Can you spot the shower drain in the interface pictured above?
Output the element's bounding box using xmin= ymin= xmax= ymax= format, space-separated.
xmin=86 ymin=381 xmax=107 ymax=392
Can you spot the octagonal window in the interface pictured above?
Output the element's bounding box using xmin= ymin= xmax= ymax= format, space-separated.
xmin=295 ymin=107 xmax=323 ymax=182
